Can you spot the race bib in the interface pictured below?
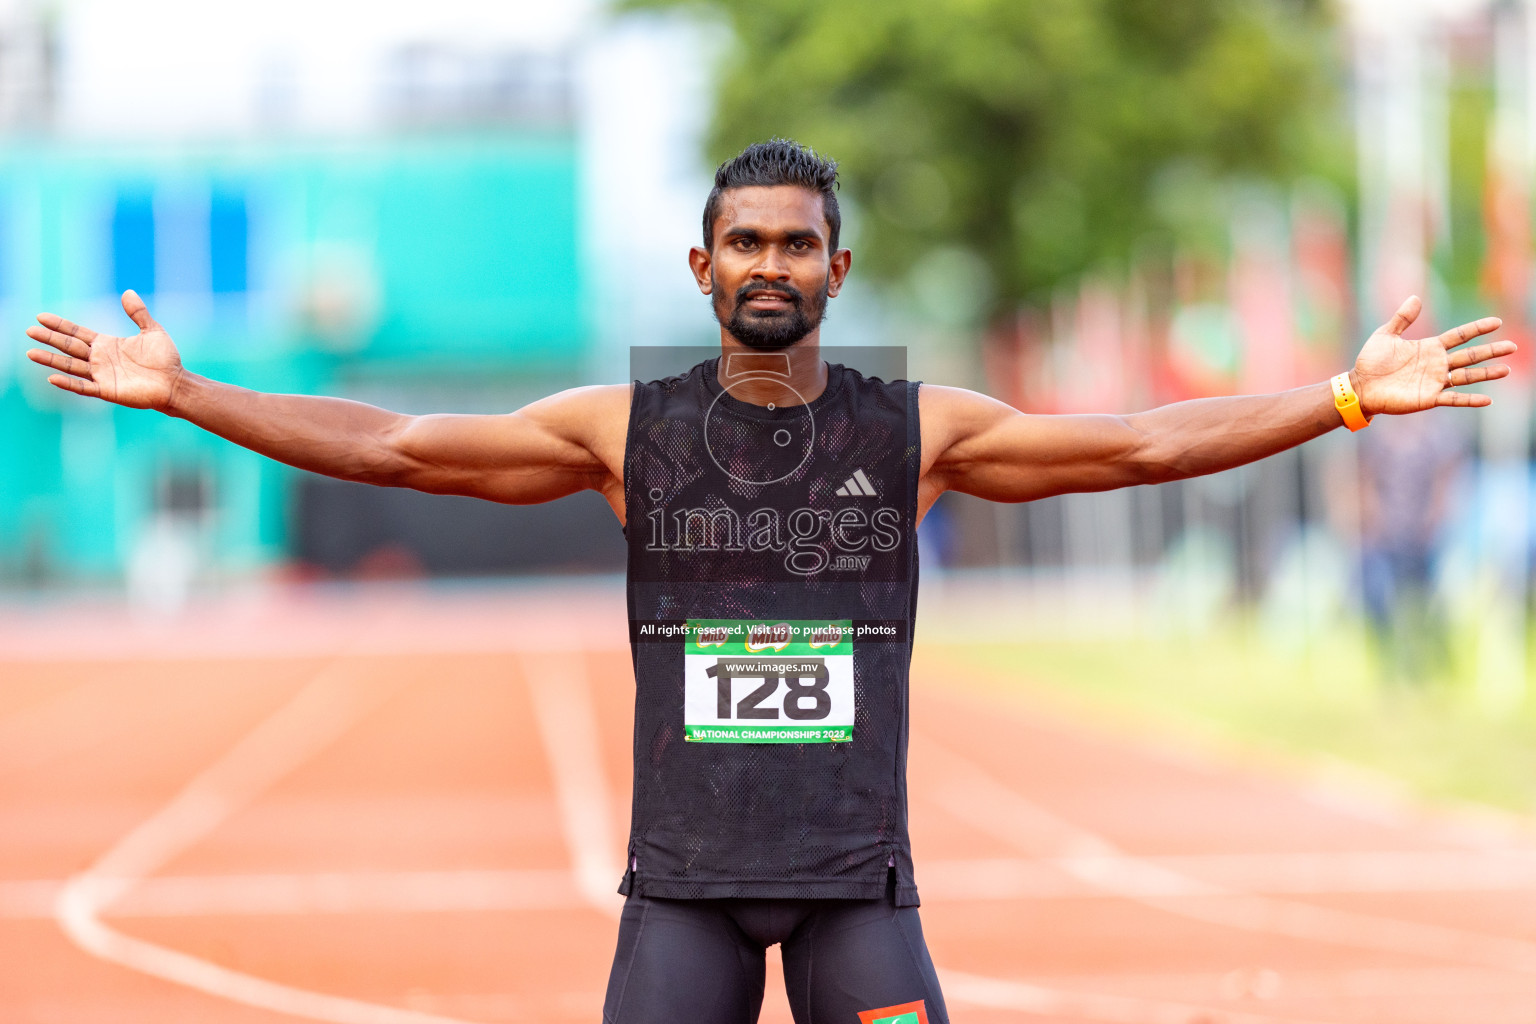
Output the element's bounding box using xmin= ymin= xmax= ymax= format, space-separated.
xmin=683 ymin=619 xmax=853 ymax=743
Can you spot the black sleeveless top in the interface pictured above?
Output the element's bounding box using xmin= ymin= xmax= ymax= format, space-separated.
xmin=620 ymin=357 xmax=922 ymax=905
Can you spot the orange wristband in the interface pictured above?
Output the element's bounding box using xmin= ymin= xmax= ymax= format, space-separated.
xmin=1331 ymin=372 xmax=1370 ymax=432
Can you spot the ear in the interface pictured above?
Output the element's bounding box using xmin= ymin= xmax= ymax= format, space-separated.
xmin=688 ymin=246 xmax=713 ymax=295
xmin=826 ymin=248 xmax=852 ymax=298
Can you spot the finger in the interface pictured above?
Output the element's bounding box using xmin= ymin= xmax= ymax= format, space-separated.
xmin=26 ymin=348 xmax=93 ymax=379
xmin=121 ymin=290 xmax=162 ymax=333
xmin=1447 ymin=339 xmax=1519 ymax=368
xmin=24 ymin=324 xmax=92 ymax=359
xmin=36 ymin=312 xmax=97 ymax=345
xmin=47 ymin=373 xmax=101 ymax=399
xmin=1448 ymin=364 xmax=1510 ymax=387
xmin=1435 ymin=390 xmax=1492 ymax=407
xmin=1380 ymin=295 xmax=1421 ymax=337
xmin=1439 ymin=315 xmax=1503 ymax=350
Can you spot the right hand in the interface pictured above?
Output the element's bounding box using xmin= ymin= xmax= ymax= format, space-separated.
xmin=25 ymin=290 xmax=184 ymax=411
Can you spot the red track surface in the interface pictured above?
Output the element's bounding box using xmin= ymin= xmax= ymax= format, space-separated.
xmin=4 ymin=583 xmax=1536 ymax=1023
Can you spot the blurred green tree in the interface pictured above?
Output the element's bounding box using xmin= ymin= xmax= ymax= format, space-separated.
xmin=627 ymin=0 xmax=1348 ymax=325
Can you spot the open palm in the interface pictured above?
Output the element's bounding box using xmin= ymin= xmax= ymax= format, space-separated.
xmin=24 ymin=291 xmax=183 ymax=410
xmin=1354 ymin=296 xmax=1515 ymax=416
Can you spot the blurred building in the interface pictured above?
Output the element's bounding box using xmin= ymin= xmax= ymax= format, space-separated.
xmin=0 ymin=1 xmax=705 ymax=585
xmin=965 ymin=0 xmax=1536 ymax=593
xmin=10 ymin=0 xmax=1536 ymax=652
xmin=1 ymin=132 xmax=599 ymax=580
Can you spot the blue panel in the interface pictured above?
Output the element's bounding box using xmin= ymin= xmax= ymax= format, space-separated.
xmin=0 ymin=188 xmax=9 ymax=299
xmin=366 ymin=140 xmax=584 ymax=361
xmin=210 ymin=188 xmax=247 ymax=294
xmin=112 ymin=190 xmax=155 ymax=296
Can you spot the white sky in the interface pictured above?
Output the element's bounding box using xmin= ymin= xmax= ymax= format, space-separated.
xmin=48 ymin=0 xmax=601 ymax=137
xmin=1339 ymin=0 xmax=1491 ymax=30
xmin=10 ymin=0 xmax=723 ymax=362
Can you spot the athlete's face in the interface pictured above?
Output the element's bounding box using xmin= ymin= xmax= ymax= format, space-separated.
xmin=690 ymin=186 xmax=852 ymax=351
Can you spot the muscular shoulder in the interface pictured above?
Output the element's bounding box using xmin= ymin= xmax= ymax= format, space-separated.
xmin=917 ymin=384 xmax=1017 ymax=475
xmin=522 ymin=383 xmax=632 ymax=442
xmin=511 ymin=383 xmax=632 ymax=491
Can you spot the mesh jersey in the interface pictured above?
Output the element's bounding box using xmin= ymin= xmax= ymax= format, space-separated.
xmin=621 ymin=357 xmax=922 ymax=905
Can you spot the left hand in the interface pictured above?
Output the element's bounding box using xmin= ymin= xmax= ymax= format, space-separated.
xmin=1353 ymin=295 xmax=1516 ymax=417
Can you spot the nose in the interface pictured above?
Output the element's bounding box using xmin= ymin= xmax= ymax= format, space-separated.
xmin=751 ymin=245 xmax=791 ymax=283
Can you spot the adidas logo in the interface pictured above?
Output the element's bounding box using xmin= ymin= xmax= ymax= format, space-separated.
xmin=834 ymin=469 xmax=878 ymax=498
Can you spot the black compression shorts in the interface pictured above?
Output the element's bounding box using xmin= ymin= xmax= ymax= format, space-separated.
xmin=601 ymin=892 xmax=948 ymax=1024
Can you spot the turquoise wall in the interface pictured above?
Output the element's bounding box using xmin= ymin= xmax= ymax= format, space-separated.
xmin=0 ymin=134 xmax=584 ymax=582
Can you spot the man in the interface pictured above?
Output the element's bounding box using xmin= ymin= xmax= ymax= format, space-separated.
xmin=25 ymin=139 xmax=1513 ymax=1024
xmin=1356 ymin=413 xmax=1465 ymax=684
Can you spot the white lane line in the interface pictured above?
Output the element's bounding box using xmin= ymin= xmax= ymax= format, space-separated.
xmin=54 ymin=664 xmax=487 ymax=1024
xmin=64 ymin=669 xmax=397 ymax=908
xmin=942 ymin=970 xmax=1338 ymax=1024
xmin=4 ymin=870 xmax=578 ymax=920
xmin=521 ymin=649 xmax=623 ymax=918
xmin=112 ymin=869 xmax=578 ymax=917
xmin=12 ymin=845 xmax=1536 ymax=921
xmin=992 ymin=965 xmax=1536 ymax=1000
xmin=918 ymin=735 xmax=1536 ymax=974
xmin=920 ymin=849 xmax=1536 ymax=900
xmin=1093 ymin=849 xmax=1536 ymax=895
xmin=0 ymin=595 xmax=630 ymax=663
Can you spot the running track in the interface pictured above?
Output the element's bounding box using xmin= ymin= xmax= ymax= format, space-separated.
xmin=4 ymin=581 xmax=1536 ymax=1023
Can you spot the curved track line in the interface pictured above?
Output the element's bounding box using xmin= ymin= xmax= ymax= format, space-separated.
xmin=521 ymin=649 xmax=623 ymax=918
xmin=18 ymin=869 xmax=578 ymax=919
xmin=942 ymin=969 xmax=1337 ymax=1024
xmin=21 ymin=847 xmax=1536 ymax=922
xmin=53 ymin=666 xmax=484 ymax=1024
xmin=919 ymin=735 xmax=1536 ymax=975
xmin=518 ymin=646 xmax=1331 ymax=1022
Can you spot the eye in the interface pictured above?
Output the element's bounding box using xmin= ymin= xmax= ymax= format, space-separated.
xmin=732 ymin=237 xmax=757 ymax=251
xmin=788 ymin=239 xmax=812 ymax=252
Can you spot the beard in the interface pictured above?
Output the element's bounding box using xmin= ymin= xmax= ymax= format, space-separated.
xmin=712 ymin=272 xmax=830 ymax=351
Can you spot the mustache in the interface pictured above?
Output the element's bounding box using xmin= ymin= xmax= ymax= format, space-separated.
xmin=733 ymin=281 xmax=804 ymax=307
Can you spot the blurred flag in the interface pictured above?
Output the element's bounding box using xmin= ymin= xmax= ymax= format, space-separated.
xmin=1052 ymin=281 xmax=1131 ymax=413
xmin=1164 ymin=252 xmax=1240 ymax=400
xmin=1482 ymin=42 xmax=1533 ymax=382
xmin=1232 ymin=195 xmax=1301 ymax=395
xmin=1290 ymin=184 xmax=1353 ymax=375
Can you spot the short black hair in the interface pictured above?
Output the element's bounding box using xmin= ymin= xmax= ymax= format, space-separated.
xmin=702 ymin=138 xmax=841 ymax=251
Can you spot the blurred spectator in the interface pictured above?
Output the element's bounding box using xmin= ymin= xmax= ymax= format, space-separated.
xmin=1357 ymin=413 xmax=1466 ymax=685
xmin=917 ymin=496 xmax=955 ymax=578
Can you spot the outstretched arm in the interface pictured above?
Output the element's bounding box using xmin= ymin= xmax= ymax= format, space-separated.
xmin=25 ymin=292 xmax=629 ymax=513
xmin=922 ymin=296 xmax=1514 ymax=507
